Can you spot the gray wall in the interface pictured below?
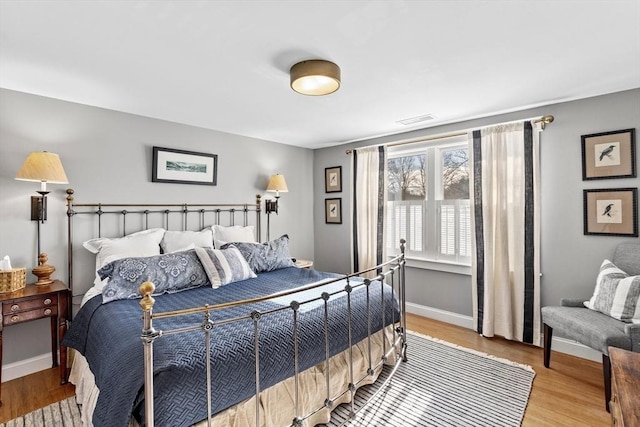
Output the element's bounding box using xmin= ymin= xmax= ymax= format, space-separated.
xmin=1 ymin=87 xmax=638 ymax=371
xmin=314 ymin=89 xmax=640 ymax=318
xmin=0 ymin=89 xmax=314 ymax=366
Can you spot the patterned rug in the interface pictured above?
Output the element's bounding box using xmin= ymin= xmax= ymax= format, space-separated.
xmin=2 ymin=332 xmax=534 ymax=427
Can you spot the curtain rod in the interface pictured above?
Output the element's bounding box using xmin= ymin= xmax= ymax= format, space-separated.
xmin=345 ymin=115 xmax=554 ymax=155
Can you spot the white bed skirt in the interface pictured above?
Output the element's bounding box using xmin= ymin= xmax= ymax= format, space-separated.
xmin=70 ymin=325 xmax=398 ymax=427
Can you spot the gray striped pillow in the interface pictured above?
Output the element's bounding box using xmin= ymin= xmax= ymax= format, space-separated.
xmin=585 ymin=259 xmax=640 ymax=323
xmin=195 ymin=246 xmax=256 ymax=288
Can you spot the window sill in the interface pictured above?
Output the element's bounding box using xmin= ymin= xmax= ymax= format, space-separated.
xmin=396 ymin=256 xmax=471 ymax=275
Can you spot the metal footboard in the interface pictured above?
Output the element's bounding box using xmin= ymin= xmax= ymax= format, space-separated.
xmin=139 ymin=241 xmax=407 ymax=427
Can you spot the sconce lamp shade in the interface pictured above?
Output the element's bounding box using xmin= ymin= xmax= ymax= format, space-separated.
xmin=15 ymin=152 xmax=68 ymax=191
xmin=290 ymin=60 xmax=341 ymax=96
xmin=266 ymin=174 xmax=289 ymax=194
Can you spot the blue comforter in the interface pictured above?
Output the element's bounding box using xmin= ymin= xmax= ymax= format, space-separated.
xmin=63 ymin=267 xmax=399 ymax=427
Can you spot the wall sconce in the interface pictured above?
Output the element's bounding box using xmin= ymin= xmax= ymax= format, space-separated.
xmin=265 ymin=174 xmax=288 ymax=240
xmin=15 ymin=151 xmax=69 ymax=285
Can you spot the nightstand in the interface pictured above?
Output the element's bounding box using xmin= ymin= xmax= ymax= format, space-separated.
xmin=0 ymin=280 xmax=70 ymax=405
xmin=294 ymin=259 xmax=313 ymax=269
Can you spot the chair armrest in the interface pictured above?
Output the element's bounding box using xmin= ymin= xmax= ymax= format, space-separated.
xmin=624 ymin=323 xmax=640 ymax=352
xmin=560 ymin=298 xmax=585 ymax=307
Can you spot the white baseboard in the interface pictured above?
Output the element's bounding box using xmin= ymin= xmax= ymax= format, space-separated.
xmin=546 ymin=336 xmax=601 ymax=363
xmin=407 ymin=302 xmax=474 ymax=329
xmin=2 ymin=352 xmax=53 ymax=383
xmin=406 ymin=302 xmax=602 ymax=363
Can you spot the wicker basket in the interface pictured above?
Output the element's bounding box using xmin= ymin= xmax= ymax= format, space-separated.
xmin=0 ymin=268 xmax=27 ymax=293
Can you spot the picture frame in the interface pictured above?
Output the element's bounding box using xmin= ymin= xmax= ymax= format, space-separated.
xmin=581 ymin=128 xmax=636 ymax=180
xmin=325 ymin=198 xmax=342 ymax=224
xmin=152 ymin=146 xmax=217 ymax=185
xmin=583 ymin=188 xmax=638 ymax=237
xmin=325 ymin=166 xmax=342 ymax=193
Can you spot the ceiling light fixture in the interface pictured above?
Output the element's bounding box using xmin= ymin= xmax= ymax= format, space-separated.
xmin=290 ymin=60 xmax=341 ymax=96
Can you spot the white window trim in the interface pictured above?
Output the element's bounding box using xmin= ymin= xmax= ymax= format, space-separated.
xmin=387 ymin=135 xmax=471 ymax=270
xmin=387 ymin=254 xmax=471 ymax=275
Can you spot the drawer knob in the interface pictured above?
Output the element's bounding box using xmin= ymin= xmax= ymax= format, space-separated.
xmin=44 ymin=298 xmax=52 ymax=305
xmin=10 ymin=315 xmax=20 ymax=323
xmin=44 ymin=308 xmax=52 ymax=316
xmin=10 ymin=304 xmax=19 ymax=312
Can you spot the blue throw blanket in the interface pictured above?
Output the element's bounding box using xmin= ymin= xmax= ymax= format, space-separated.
xmin=63 ymin=267 xmax=399 ymax=427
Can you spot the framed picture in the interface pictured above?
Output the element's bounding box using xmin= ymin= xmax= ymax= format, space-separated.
xmin=325 ymin=198 xmax=342 ymax=224
xmin=325 ymin=166 xmax=342 ymax=193
xmin=581 ymin=128 xmax=636 ymax=180
xmin=583 ymin=188 xmax=638 ymax=237
xmin=152 ymin=146 xmax=217 ymax=185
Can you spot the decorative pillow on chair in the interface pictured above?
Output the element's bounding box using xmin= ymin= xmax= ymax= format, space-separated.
xmin=222 ymin=234 xmax=294 ymax=273
xmin=584 ymin=259 xmax=640 ymax=323
xmin=195 ymin=246 xmax=256 ymax=288
xmin=211 ymin=225 xmax=256 ymax=248
xmin=161 ymin=229 xmax=213 ymax=253
xmin=98 ymin=249 xmax=209 ymax=303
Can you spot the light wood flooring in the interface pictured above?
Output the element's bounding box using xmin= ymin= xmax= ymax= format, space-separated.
xmin=0 ymin=313 xmax=610 ymax=425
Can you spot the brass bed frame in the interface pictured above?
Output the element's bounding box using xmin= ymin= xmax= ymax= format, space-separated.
xmin=65 ymin=189 xmax=407 ymax=427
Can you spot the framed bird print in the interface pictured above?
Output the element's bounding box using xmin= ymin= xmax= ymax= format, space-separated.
xmin=581 ymin=128 xmax=636 ymax=180
xmin=583 ymin=188 xmax=638 ymax=237
xmin=325 ymin=166 xmax=342 ymax=193
xmin=325 ymin=198 xmax=342 ymax=224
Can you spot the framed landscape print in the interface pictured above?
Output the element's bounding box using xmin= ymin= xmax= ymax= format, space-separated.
xmin=325 ymin=198 xmax=342 ymax=224
xmin=325 ymin=166 xmax=342 ymax=193
xmin=152 ymin=146 xmax=217 ymax=185
xmin=581 ymin=128 xmax=636 ymax=180
xmin=583 ymin=188 xmax=638 ymax=237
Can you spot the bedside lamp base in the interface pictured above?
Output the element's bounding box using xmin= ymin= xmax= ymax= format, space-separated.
xmin=32 ymin=253 xmax=55 ymax=286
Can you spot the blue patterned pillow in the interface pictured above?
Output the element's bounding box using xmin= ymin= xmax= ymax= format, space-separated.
xmin=98 ymin=249 xmax=209 ymax=303
xmin=194 ymin=246 xmax=256 ymax=288
xmin=222 ymin=235 xmax=294 ymax=273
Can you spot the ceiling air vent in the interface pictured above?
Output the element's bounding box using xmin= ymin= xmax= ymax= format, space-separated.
xmin=397 ymin=114 xmax=437 ymax=125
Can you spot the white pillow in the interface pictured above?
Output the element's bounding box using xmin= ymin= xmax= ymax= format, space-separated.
xmin=585 ymin=259 xmax=640 ymax=323
xmin=161 ymin=229 xmax=213 ymax=253
xmin=83 ymin=228 xmax=165 ymax=286
xmin=211 ymin=225 xmax=256 ymax=248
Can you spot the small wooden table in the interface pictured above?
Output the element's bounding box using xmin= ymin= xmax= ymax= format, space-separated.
xmin=0 ymin=280 xmax=70 ymax=405
xmin=609 ymin=346 xmax=640 ymax=426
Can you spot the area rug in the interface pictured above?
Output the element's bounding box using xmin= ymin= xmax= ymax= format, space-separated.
xmin=2 ymin=332 xmax=534 ymax=427
xmin=326 ymin=331 xmax=535 ymax=426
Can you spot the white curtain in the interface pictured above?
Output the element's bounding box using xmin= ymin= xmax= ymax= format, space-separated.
xmin=470 ymin=121 xmax=541 ymax=346
xmin=352 ymin=146 xmax=387 ymax=277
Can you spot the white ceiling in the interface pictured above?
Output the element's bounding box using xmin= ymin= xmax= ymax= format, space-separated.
xmin=1 ymin=1 xmax=639 ymax=149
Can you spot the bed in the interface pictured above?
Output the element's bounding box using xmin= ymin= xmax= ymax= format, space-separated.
xmin=61 ymin=189 xmax=407 ymax=427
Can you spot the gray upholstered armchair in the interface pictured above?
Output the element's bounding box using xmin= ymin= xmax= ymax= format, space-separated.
xmin=541 ymin=242 xmax=640 ymax=411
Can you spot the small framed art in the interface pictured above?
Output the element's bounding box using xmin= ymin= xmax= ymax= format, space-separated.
xmin=325 ymin=198 xmax=342 ymax=224
xmin=583 ymin=188 xmax=638 ymax=237
xmin=152 ymin=146 xmax=217 ymax=185
xmin=581 ymin=128 xmax=636 ymax=180
xmin=325 ymin=166 xmax=342 ymax=193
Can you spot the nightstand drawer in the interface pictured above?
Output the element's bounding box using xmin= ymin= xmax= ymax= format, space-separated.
xmin=3 ymin=305 xmax=58 ymax=326
xmin=2 ymin=294 xmax=58 ymax=315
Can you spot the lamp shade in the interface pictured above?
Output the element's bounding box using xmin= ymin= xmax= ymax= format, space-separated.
xmin=15 ymin=152 xmax=69 ymax=190
xmin=266 ymin=174 xmax=288 ymax=193
xmin=290 ymin=60 xmax=341 ymax=96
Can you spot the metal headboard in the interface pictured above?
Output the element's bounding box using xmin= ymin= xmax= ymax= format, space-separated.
xmin=65 ymin=188 xmax=262 ymax=300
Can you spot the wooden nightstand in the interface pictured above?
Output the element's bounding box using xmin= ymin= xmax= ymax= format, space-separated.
xmin=294 ymin=259 xmax=313 ymax=269
xmin=0 ymin=280 xmax=70 ymax=405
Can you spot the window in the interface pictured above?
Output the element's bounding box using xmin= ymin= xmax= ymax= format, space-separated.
xmin=387 ymin=135 xmax=471 ymax=266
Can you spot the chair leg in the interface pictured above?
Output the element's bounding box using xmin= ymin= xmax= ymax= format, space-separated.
xmin=543 ymin=323 xmax=553 ymax=368
xmin=603 ymin=354 xmax=611 ymax=413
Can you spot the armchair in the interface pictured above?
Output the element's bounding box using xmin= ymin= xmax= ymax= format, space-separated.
xmin=541 ymin=242 xmax=640 ymax=411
